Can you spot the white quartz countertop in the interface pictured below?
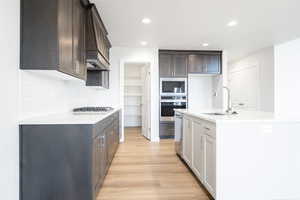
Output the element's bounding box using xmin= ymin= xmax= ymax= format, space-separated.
xmin=174 ymin=109 xmax=292 ymax=123
xmin=19 ymin=107 xmax=121 ymax=125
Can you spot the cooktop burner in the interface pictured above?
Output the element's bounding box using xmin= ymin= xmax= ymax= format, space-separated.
xmin=73 ymin=107 xmax=114 ymax=113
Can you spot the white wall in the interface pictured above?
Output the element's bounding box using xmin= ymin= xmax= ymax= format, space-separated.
xmin=228 ymin=47 xmax=274 ymax=112
xmin=0 ymin=0 xmax=20 ymax=199
xmin=114 ymin=47 xmax=160 ymax=142
xmin=274 ymin=38 xmax=300 ymax=119
xmin=19 ymin=69 xmax=120 ymax=120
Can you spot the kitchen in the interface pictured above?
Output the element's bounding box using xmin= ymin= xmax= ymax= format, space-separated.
xmin=2 ymin=0 xmax=300 ymax=200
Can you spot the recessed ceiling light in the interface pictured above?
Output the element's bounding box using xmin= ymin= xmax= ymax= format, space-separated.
xmin=142 ymin=18 xmax=151 ymax=24
xmin=227 ymin=20 xmax=238 ymax=27
xmin=202 ymin=43 xmax=209 ymax=47
xmin=140 ymin=41 xmax=148 ymax=46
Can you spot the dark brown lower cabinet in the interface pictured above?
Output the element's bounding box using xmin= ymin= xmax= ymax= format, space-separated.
xmin=20 ymin=111 xmax=120 ymax=200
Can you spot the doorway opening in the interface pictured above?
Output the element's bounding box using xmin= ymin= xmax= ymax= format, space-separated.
xmin=123 ymin=62 xmax=151 ymax=140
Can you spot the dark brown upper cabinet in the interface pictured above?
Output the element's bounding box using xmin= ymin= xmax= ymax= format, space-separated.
xmin=86 ymin=70 xmax=109 ymax=89
xmin=188 ymin=53 xmax=222 ymax=74
xmin=21 ymin=0 xmax=87 ymax=80
xmin=173 ymin=55 xmax=188 ymax=77
xmin=188 ymin=54 xmax=206 ymax=73
xmin=73 ymin=0 xmax=88 ymax=78
xmin=159 ymin=53 xmax=187 ymax=77
xmin=159 ymin=54 xmax=173 ymax=77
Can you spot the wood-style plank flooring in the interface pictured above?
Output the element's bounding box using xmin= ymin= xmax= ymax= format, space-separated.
xmin=97 ymin=127 xmax=211 ymax=200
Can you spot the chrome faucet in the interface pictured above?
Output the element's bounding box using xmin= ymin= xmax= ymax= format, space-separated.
xmin=223 ymin=86 xmax=232 ymax=114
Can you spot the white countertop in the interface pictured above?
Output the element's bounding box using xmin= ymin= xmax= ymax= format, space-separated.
xmin=174 ymin=109 xmax=295 ymax=123
xmin=19 ymin=108 xmax=121 ymax=125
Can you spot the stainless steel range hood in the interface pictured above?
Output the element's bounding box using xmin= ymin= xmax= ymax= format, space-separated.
xmin=85 ymin=4 xmax=111 ymax=70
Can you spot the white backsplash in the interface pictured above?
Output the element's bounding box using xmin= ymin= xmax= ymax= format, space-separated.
xmin=188 ymin=74 xmax=224 ymax=112
xmin=19 ymin=70 xmax=120 ymax=120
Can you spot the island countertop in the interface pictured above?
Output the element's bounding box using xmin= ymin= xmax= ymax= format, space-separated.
xmin=174 ymin=109 xmax=299 ymax=123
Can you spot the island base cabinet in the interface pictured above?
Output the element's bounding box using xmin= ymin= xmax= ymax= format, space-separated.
xmin=192 ymin=121 xmax=205 ymax=182
xmin=182 ymin=116 xmax=216 ymax=198
xmin=183 ymin=117 xmax=193 ymax=166
xmin=204 ymin=135 xmax=216 ymax=197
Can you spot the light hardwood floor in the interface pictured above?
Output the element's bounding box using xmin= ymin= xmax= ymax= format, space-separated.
xmin=97 ymin=127 xmax=212 ymax=200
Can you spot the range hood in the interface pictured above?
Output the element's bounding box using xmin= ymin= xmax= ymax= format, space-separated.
xmin=85 ymin=4 xmax=111 ymax=70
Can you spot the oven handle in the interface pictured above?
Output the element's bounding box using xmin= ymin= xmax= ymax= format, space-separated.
xmin=160 ymin=100 xmax=187 ymax=103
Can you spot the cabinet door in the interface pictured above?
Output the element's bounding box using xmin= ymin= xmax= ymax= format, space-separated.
xmin=205 ymin=54 xmax=221 ymax=74
xmin=73 ymin=0 xmax=87 ymax=79
xmin=93 ymin=135 xmax=101 ymax=191
xmin=58 ymin=0 xmax=74 ymax=76
xmin=159 ymin=54 xmax=173 ymax=77
xmin=173 ymin=55 xmax=187 ymax=77
xmin=99 ymin=134 xmax=107 ymax=183
xmin=192 ymin=122 xmax=205 ymax=182
xmin=183 ymin=118 xmax=192 ymax=166
xmin=102 ymin=71 xmax=110 ymax=89
xmin=204 ymin=135 xmax=216 ymax=196
xmin=107 ymin=121 xmax=115 ymax=164
xmin=188 ymin=54 xmax=206 ymax=73
xmin=113 ymin=114 xmax=120 ymax=154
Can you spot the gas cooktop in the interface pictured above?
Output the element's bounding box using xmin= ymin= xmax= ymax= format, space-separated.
xmin=73 ymin=107 xmax=114 ymax=114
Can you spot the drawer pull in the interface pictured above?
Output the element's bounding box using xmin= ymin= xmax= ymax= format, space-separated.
xmin=204 ymin=127 xmax=210 ymax=131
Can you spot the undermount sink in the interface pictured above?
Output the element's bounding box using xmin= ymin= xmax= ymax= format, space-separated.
xmin=204 ymin=112 xmax=227 ymax=116
xmin=203 ymin=111 xmax=238 ymax=116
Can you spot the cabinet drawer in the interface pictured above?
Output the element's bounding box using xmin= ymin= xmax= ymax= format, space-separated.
xmin=201 ymin=121 xmax=216 ymax=138
xmin=94 ymin=122 xmax=105 ymax=138
xmin=94 ymin=115 xmax=114 ymax=137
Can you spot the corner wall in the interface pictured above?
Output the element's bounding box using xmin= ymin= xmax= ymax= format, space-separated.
xmin=0 ymin=0 xmax=20 ymax=199
xmin=274 ymin=38 xmax=300 ymax=119
xmin=228 ymin=47 xmax=275 ymax=112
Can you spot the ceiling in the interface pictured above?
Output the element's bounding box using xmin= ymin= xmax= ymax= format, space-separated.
xmin=92 ymin=0 xmax=300 ymax=61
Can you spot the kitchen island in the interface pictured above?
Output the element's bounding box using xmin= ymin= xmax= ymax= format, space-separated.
xmin=175 ymin=109 xmax=300 ymax=200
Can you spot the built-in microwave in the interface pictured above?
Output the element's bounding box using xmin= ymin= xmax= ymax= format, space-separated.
xmin=160 ymin=78 xmax=187 ymax=96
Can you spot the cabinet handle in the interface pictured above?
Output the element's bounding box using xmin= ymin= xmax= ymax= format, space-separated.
xmin=98 ymin=139 xmax=102 ymax=148
xmin=100 ymin=135 xmax=105 ymax=147
xmin=204 ymin=127 xmax=210 ymax=131
xmin=75 ymin=61 xmax=80 ymax=74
